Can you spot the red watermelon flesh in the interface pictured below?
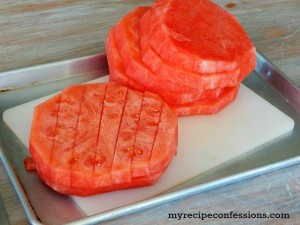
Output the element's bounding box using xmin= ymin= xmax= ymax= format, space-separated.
xmin=108 ymin=55 xmax=239 ymax=117
xmin=107 ymin=33 xmax=238 ymax=118
xmin=139 ymin=9 xmax=240 ymax=90
xmin=29 ymin=94 xmax=61 ymax=187
xmin=170 ymin=85 xmax=240 ymax=117
xmin=112 ymin=7 xmax=230 ymax=105
xmin=148 ymin=0 xmax=256 ymax=75
xmin=113 ymin=7 xmax=199 ymax=98
xmin=29 ymin=82 xmax=178 ymax=196
xmin=106 ymin=29 xmax=145 ymax=92
xmin=106 ymin=16 xmax=239 ymax=117
xmin=131 ymin=91 xmax=163 ymax=178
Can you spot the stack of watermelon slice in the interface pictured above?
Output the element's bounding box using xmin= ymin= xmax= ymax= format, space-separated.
xmin=29 ymin=83 xmax=178 ymax=196
xmin=106 ymin=0 xmax=256 ymax=116
xmin=27 ymin=0 xmax=256 ymax=197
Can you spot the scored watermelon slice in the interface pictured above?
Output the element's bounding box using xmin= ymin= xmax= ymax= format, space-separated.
xmin=148 ymin=0 xmax=256 ymax=76
xmin=29 ymin=82 xmax=178 ymax=196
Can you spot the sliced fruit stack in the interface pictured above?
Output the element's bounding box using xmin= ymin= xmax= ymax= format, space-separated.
xmin=28 ymin=0 xmax=256 ymax=197
xmin=29 ymin=82 xmax=177 ymax=196
xmin=106 ymin=0 xmax=256 ymax=116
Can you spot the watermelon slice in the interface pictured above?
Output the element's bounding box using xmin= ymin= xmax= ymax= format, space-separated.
xmin=147 ymin=0 xmax=256 ymax=76
xmin=139 ymin=10 xmax=241 ymax=90
xmin=29 ymin=82 xmax=178 ymax=196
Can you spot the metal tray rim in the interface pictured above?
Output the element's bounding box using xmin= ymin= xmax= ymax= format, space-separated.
xmin=2 ymin=140 xmax=300 ymax=225
xmin=67 ymin=155 xmax=300 ymax=225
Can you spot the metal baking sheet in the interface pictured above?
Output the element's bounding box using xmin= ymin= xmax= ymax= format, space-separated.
xmin=0 ymin=51 xmax=299 ymax=225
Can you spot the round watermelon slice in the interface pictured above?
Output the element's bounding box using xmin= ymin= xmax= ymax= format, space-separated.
xmin=147 ymin=0 xmax=256 ymax=76
xmin=139 ymin=9 xmax=241 ymax=90
xmin=29 ymin=82 xmax=178 ymax=196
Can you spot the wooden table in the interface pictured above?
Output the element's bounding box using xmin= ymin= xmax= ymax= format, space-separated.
xmin=0 ymin=0 xmax=299 ymax=224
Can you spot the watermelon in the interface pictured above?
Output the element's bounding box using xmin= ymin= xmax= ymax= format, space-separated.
xmin=107 ymin=20 xmax=239 ymax=117
xmin=28 ymin=0 xmax=257 ymax=198
xmin=110 ymin=7 xmax=232 ymax=106
xmin=107 ymin=28 xmax=145 ymax=92
xmin=29 ymin=82 xmax=178 ymax=196
xmin=170 ymin=85 xmax=240 ymax=116
xmin=106 ymin=1 xmax=256 ymax=116
xmin=139 ymin=9 xmax=240 ymax=90
xmin=147 ymin=0 xmax=256 ymax=76
xmin=24 ymin=157 xmax=35 ymax=171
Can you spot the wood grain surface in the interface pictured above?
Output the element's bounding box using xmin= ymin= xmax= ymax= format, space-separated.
xmin=0 ymin=0 xmax=299 ymax=224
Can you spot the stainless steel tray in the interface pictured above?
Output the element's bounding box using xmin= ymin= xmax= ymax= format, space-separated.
xmin=0 ymin=52 xmax=299 ymax=225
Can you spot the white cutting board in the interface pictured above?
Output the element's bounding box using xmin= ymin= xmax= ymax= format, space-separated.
xmin=3 ymin=76 xmax=294 ymax=216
